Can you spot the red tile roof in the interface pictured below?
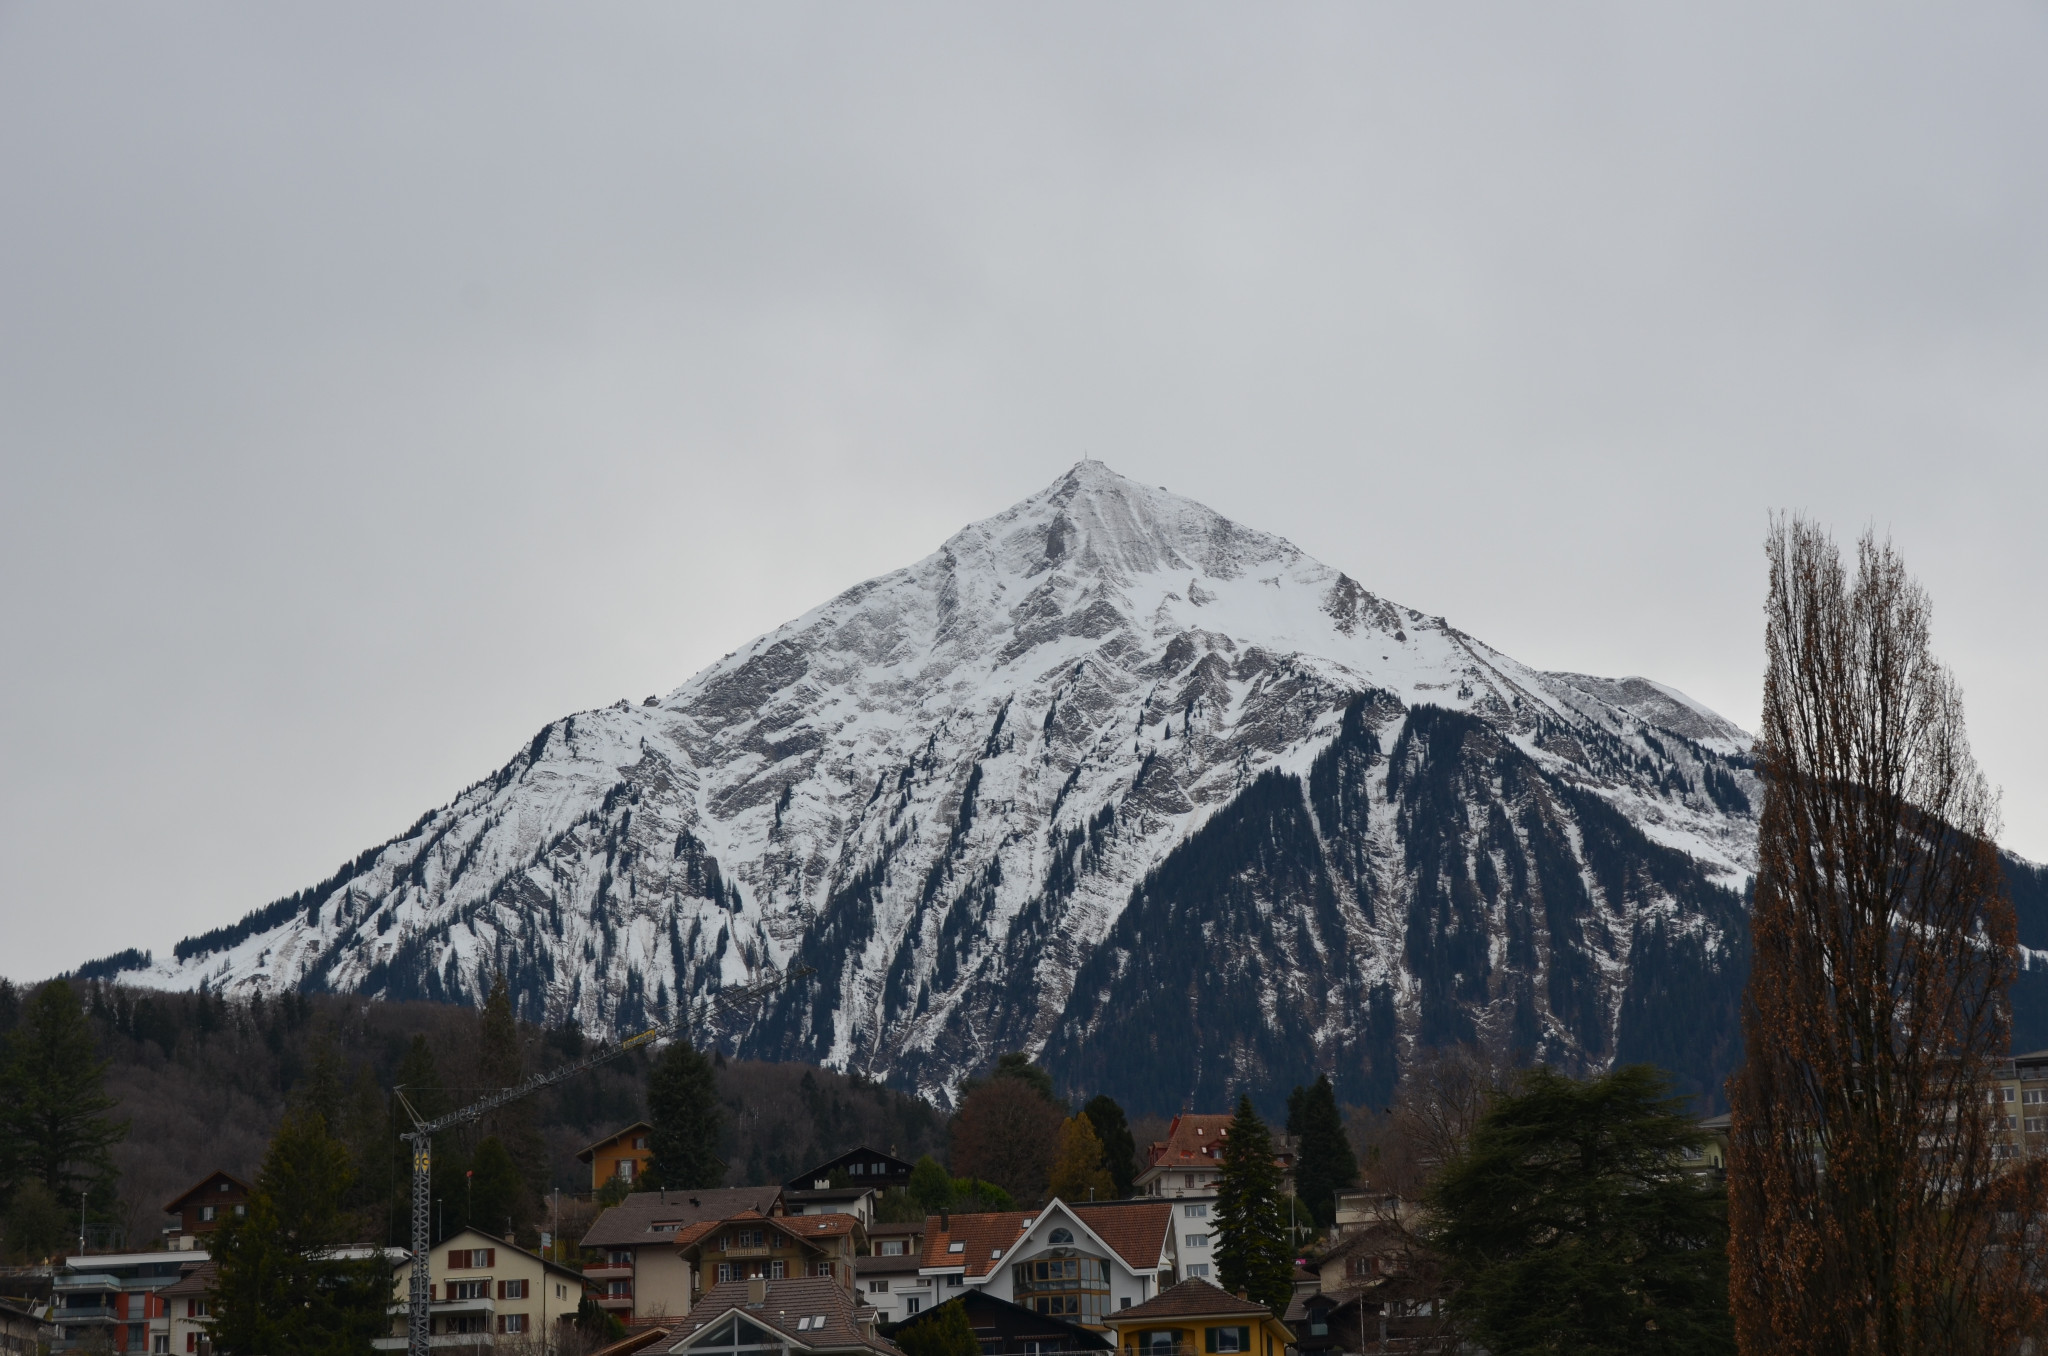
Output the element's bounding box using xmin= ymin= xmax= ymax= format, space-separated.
xmin=918 ymin=1203 xmax=1172 ymax=1278
xmin=1113 ymin=1278 xmax=1271 ymax=1322
xmin=663 ymin=1277 xmax=900 ymax=1355
xmin=1144 ymin=1115 xmax=1235 ymax=1169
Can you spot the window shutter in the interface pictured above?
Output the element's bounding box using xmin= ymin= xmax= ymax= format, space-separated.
xmin=482 ymin=1249 xmax=496 ymax=1267
xmin=497 ymin=1281 xmax=506 ymax=1300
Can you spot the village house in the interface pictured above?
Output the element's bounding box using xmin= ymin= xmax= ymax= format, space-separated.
xmin=581 ymin=1185 xmax=785 ymax=1325
xmin=675 ymin=1211 xmax=866 ymax=1301
xmin=161 ymin=1259 xmax=215 ymax=1355
xmin=51 ymin=1250 xmax=197 ymax=1354
xmin=1129 ymin=1116 xmax=1297 ymax=1284
xmin=852 ymin=1221 xmax=926 ymax=1323
xmin=658 ymin=1276 xmax=899 ymax=1356
xmin=1106 ymin=1278 xmax=1294 ymax=1356
xmin=918 ymin=1199 xmax=1179 ymax=1326
xmin=579 ymin=1122 xmax=658 ymax=1191
xmin=160 ymin=1172 xmax=250 ymax=1251
xmin=891 ymin=1292 xmax=1112 ymax=1356
xmin=0 ymin=1298 xmax=55 ymax=1356
xmin=377 ymin=1227 xmax=590 ymax=1350
xmin=783 ymin=1148 xmax=914 ymax=1227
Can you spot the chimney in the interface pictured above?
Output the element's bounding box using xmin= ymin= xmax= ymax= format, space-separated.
xmin=748 ymin=1278 xmax=767 ymax=1304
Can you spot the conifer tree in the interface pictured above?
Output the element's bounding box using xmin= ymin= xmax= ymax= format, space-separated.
xmin=1046 ymin=1114 xmax=1115 ymax=1202
xmin=211 ymin=1108 xmax=389 ymax=1356
xmin=646 ymin=1040 xmax=725 ymax=1190
xmin=1429 ymin=1064 xmax=1730 ymax=1356
xmin=1214 ymin=1096 xmax=1291 ymax=1313
xmin=1288 ymin=1074 xmax=1357 ymax=1230
xmin=474 ymin=975 xmax=545 ymax=1231
xmin=0 ymin=980 xmax=127 ymax=1219
xmin=1083 ymin=1095 xmax=1137 ymax=1199
xmin=908 ymin=1155 xmax=953 ymax=1212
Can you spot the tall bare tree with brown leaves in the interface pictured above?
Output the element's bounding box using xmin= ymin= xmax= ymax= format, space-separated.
xmin=1728 ymin=518 xmax=2043 ymax=1355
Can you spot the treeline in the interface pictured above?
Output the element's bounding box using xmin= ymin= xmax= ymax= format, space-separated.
xmin=0 ymin=976 xmax=943 ymax=1259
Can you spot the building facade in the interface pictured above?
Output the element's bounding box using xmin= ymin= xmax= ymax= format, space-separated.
xmin=578 ymin=1123 xmax=658 ymax=1191
xmin=377 ymin=1228 xmax=589 ymax=1351
xmin=581 ymin=1185 xmax=785 ymax=1325
xmin=51 ymin=1251 xmax=198 ymax=1354
xmin=919 ymin=1201 xmax=1178 ymax=1328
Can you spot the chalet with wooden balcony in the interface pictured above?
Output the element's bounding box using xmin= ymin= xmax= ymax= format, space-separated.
xmin=580 ymin=1186 xmax=785 ymax=1325
xmin=675 ymin=1212 xmax=866 ymax=1302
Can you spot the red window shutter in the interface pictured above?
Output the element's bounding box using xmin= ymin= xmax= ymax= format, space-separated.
xmin=430 ymin=1283 xmax=438 ymax=1301
xmin=187 ymin=1336 xmax=196 ymax=1353
xmin=482 ymin=1249 xmax=495 ymax=1267
xmin=497 ymin=1281 xmax=506 ymax=1299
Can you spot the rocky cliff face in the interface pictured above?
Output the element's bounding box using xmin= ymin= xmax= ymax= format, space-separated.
xmin=149 ymin=462 xmax=1762 ymax=1110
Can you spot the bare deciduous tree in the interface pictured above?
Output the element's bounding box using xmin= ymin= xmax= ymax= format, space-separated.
xmin=1728 ymin=518 xmax=2044 ymax=1355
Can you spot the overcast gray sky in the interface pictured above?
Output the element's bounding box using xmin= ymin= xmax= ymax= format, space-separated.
xmin=3 ymin=4 xmax=2044 ymax=982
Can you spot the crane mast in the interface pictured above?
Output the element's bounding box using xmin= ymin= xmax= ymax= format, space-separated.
xmin=395 ymin=967 xmax=807 ymax=1356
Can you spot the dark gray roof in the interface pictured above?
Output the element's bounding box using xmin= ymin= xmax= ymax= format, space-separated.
xmin=582 ymin=1186 xmax=783 ymax=1250
xmin=664 ymin=1277 xmax=900 ymax=1355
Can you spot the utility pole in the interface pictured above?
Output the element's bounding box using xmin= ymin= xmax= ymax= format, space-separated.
xmin=395 ymin=966 xmax=808 ymax=1356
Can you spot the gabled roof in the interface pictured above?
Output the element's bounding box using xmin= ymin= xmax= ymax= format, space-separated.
xmin=920 ymin=1202 xmax=1172 ymax=1279
xmin=163 ymin=1170 xmax=251 ymax=1215
xmin=577 ymin=1122 xmax=656 ymax=1164
xmin=890 ymin=1291 xmax=1114 ymax=1351
xmin=161 ymin=1260 xmax=216 ymax=1298
xmin=582 ymin=1186 xmax=783 ymax=1249
xmin=1137 ymin=1116 xmax=1296 ymax=1180
xmin=419 ymin=1228 xmax=590 ymax=1284
xmin=677 ymin=1212 xmax=864 ymax=1256
xmin=664 ymin=1277 xmax=900 ymax=1355
xmin=1112 ymin=1278 xmax=1271 ymax=1323
xmin=784 ymin=1146 xmax=915 ymax=1191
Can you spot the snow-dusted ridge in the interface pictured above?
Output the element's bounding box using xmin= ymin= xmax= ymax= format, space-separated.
xmin=147 ymin=462 xmax=1761 ymax=1108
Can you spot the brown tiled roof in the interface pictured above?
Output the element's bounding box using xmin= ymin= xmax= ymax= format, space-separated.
xmin=162 ymin=1170 xmax=251 ymax=1215
xmin=577 ymin=1122 xmax=656 ymax=1164
xmin=854 ymin=1254 xmax=922 ymax=1277
xmin=918 ymin=1203 xmax=1172 ymax=1279
xmin=1143 ymin=1115 xmax=1234 ymax=1169
xmin=919 ymin=1213 xmax=1030 ymax=1277
xmin=582 ymin=1187 xmax=783 ymax=1249
xmin=663 ymin=1277 xmax=901 ymax=1355
xmin=1069 ymin=1203 xmax=1171 ymax=1272
xmin=1113 ymin=1278 xmax=1270 ymax=1322
xmin=771 ymin=1213 xmax=860 ymax=1243
xmin=594 ymin=1327 xmax=674 ymax=1356
xmin=161 ymin=1260 xmax=216 ymax=1298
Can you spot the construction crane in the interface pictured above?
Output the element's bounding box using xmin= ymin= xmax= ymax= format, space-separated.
xmin=393 ymin=967 xmax=809 ymax=1356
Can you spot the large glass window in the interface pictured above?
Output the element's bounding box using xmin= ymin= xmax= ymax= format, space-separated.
xmin=1134 ymin=1329 xmax=1187 ymax=1355
xmin=1012 ymin=1250 xmax=1110 ymax=1324
xmin=690 ymin=1316 xmax=785 ymax=1356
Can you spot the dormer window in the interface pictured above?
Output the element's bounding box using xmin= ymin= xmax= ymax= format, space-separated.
xmin=1049 ymin=1229 xmax=1073 ymax=1244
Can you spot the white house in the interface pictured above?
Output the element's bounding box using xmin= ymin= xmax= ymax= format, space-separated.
xmin=918 ymin=1199 xmax=1178 ymax=1328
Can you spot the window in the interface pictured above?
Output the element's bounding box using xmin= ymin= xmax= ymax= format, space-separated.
xmin=1184 ymin=1234 xmax=1209 ymax=1249
xmin=718 ymin=1264 xmax=734 ymax=1283
xmin=1184 ymin=1175 xmax=1195 ymax=1189
xmin=850 ymin=1162 xmax=865 ymax=1175
xmin=609 ymin=1251 xmax=633 ymax=1268
xmin=1182 ymin=1204 xmax=1207 ymax=1219
xmin=449 ymin=1281 xmax=489 ymax=1301
xmin=500 ymin=1314 xmax=529 ymax=1333
xmin=881 ymin=1240 xmax=907 ymax=1256
xmin=154 ymin=1337 xmax=169 ymax=1354
xmin=1139 ymin=1330 xmax=1187 ymax=1355
xmin=499 ymin=1280 xmax=528 ymax=1300
xmin=234 ymin=1204 xmax=245 ymax=1217
xmin=869 ymin=1280 xmax=890 ymax=1293
xmin=692 ymin=1316 xmax=786 ymax=1356
xmin=812 ymin=1261 xmax=833 ymax=1279
xmin=189 ymin=1299 xmax=209 ymax=1317
xmin=448 ymin=1249 xmax=495 ymax=1270
xmin=1049 ymin=1228 xmax=1074 ymax=1245
xmin=199 ymin=1206 xmax=216 ymax=1223
xmin=1186 ymin=1264 xmax=1210 ymax=1278
xmin=948 ymin=1242 xmax=965 ymax=1253
xmin=619 ymin=1160 xmax=637 ymax=1182
xmin=2028 ymin=1118 xmax=2047 ymax=1134
xmin=905 ymin=1298 xmax=921 ymax=1316
xmin=445 ymin=1315 xmax=488 ymax=1335
xmin=608 ymin=1281 xmax=632 ymax=1298
xmin=1204 ymin=1327 xmax=1251 ymax=1353
xmin=1308 ymin=1320 xmax=1328 ymax=1337
xmin=633 ymin=1136 xmax=649 ymax=1150
xmin=1120 ymin=1298 xmax=1132 ymax=1310
xmin=947 ymin=1275 xmax=965 ymax=1288
xmin=1012 ymin=1251 xmax=1110 ymax=1323
xmin=558 ymin=1284 xmax=568 ymax=1300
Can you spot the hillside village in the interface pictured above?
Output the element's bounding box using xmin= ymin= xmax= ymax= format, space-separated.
xmin=7 ymin=1107 xmax=1461 ymax=1355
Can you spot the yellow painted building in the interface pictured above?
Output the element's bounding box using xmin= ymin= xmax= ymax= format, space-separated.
xmin=1107 ymin=1278 xmax=1293 ymax=1356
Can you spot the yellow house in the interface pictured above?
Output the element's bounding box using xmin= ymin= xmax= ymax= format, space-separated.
xmin=1106 ymin=1278 xmax=1293 ymax=1356
xmin=375 ymin=1228 xmax=591 ymax=1349
xmin=577 ymin=1121 xmax=656 ymax=1191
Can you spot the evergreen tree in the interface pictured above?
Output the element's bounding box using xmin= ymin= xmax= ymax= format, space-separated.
xmin=474 ymin=975 xmax=545 ymax=1232
xmin=897 ymin=1298 xmax=983 ymax=1356
xmin=1288 ymin=1074 xmax=1357 ymax=1230
xmin=454 ymin=1137 xmax=527 ymax=1239
xmin=646 ymin=1041 xmax=724 ymax=1190
xmin=210 ymin=1108 xmax=389 ymax=1356
xmin=0 ymin=981 xmax=127 ymax=1219
xmin=1082 ymin=1095 xmax=1137 ymax=1199
xmin=1214 ymin=1096 xmax=1292 ymax=1314
xmin=1428 ymin=1064 xmax=1731 ymax=1356
xmin=1046 ymin=1115 xmax=1115 ymax=1202
xmin=908 ymin=1155 xmax=953 ymax=1212
xmin=2 ymin=1180 xmax=68 ymax=1263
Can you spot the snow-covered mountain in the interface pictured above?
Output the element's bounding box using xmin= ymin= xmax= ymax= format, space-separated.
xmin=144 ymin=463 xmax=1761 ymax=1110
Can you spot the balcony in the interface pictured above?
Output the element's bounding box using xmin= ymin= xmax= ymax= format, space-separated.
xmin=372 ymin=1337 xmax=496 ymax=1351
xmin=386 ymin=1296 xmax=497 ymax=1320
xmin=53 ymin=1305 xmax=117 ymax=1323
xmin=54 ymin=1274 xmax=123 ymax=1292
xmin=582 ymin=1263 xmax=633 ymax=1282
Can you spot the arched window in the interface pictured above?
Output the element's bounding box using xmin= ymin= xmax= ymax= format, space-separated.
xmin=1049 ymin=1228 xmax=1074 ymax=1245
